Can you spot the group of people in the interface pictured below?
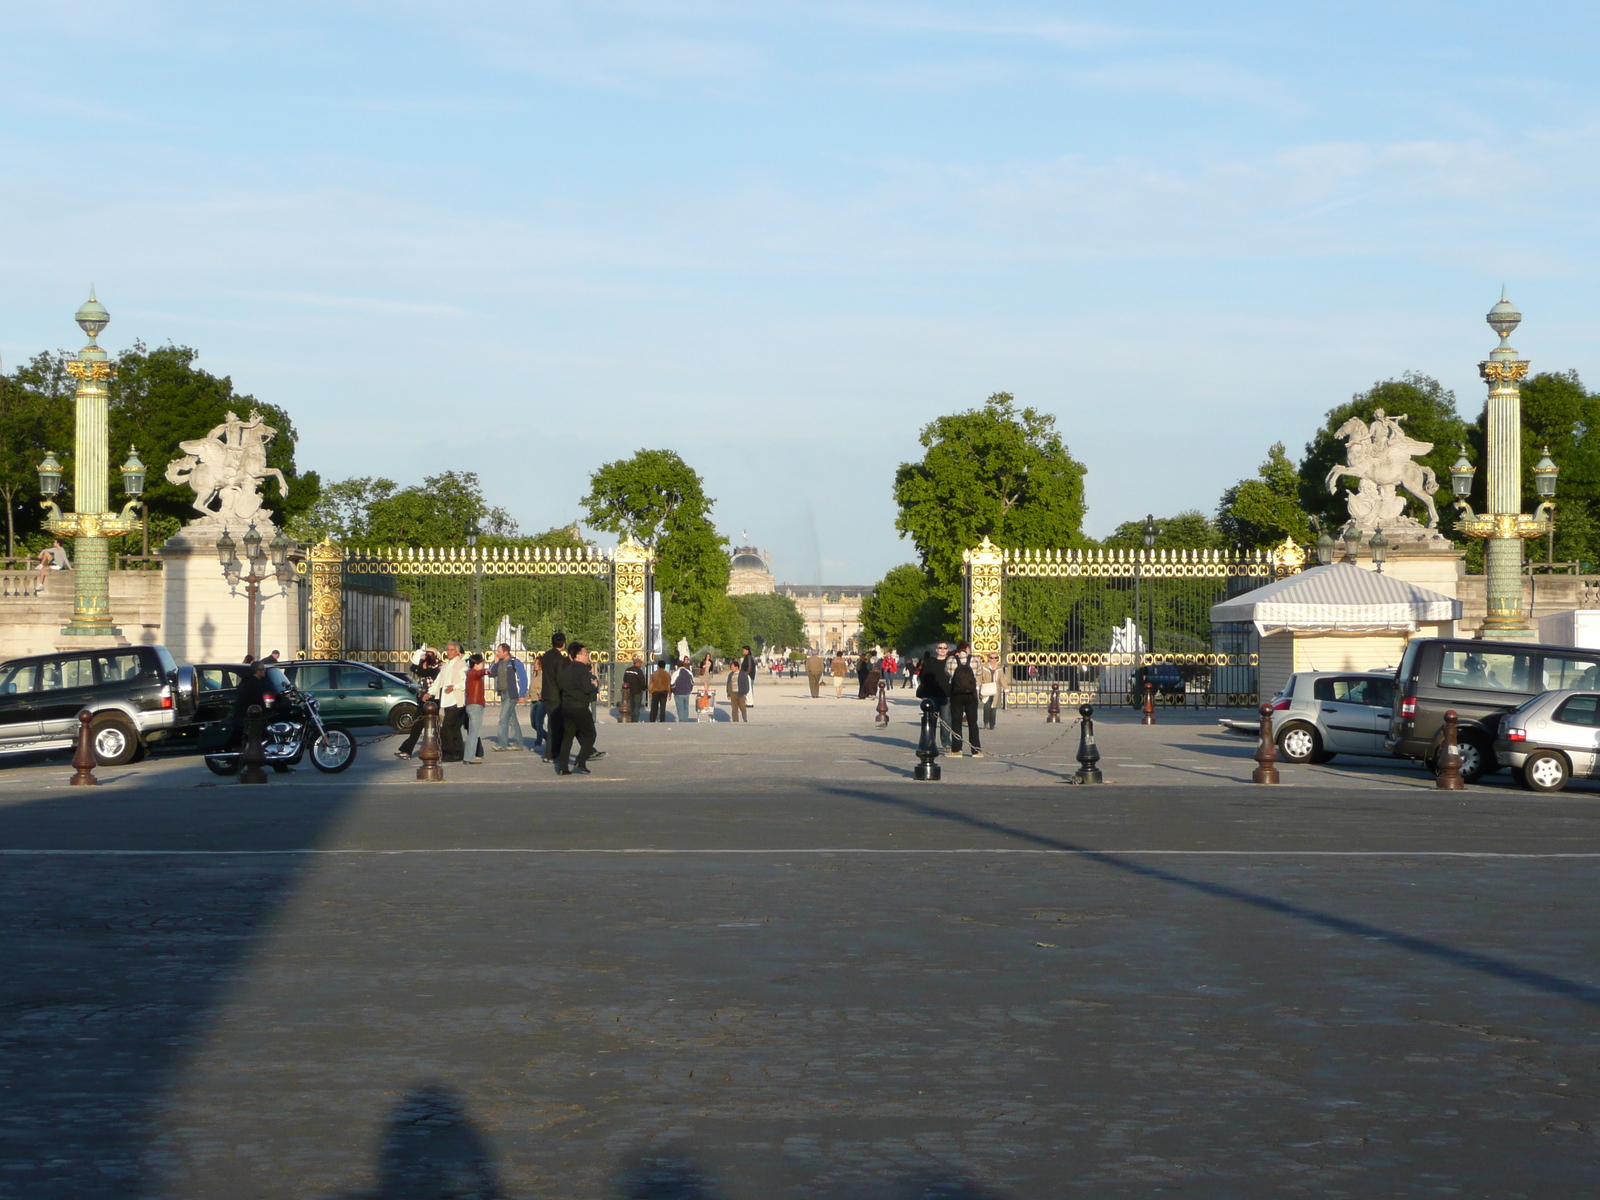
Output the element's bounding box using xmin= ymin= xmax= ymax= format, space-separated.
xmin=913 ymin=640 xmax=1006 ymax=757
xmin=618 ymin=645 xmax=762 ymax=723
xmin=397 ymin=635 xmax=604 ymax=774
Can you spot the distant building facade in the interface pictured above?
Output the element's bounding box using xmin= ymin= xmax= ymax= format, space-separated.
xmin=779 ymin=584 xmax=873 ymax=653
xmin=727 ymin=544 xmax=776 ymax=595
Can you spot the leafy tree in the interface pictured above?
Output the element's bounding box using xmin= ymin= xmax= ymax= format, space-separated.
xmin=363 ymin=471 xmax=516 ymax=546
xmin=1491 ymin=370 xmax=1600 ymax=569
xmin=1298 ymin=372 xmax=1468 ymax=534
xmin=0 ymin=375 xmax=69 ymax=557
xmin=858 ymin=564 xmax=951 ymax=650
xmin=286 ymin=477 xmax=399 ymax=544
xmin=893 ymin=392 xmax=1088 ymax=614
xmin=581 ymin=449 xmax=730 ymax=649
xmin=1102 ymin=509 xmax=1223 ymax=550
xmin=1217 ymin=443 xmax=1313 ymax=549
xmin=729 ymin=592 xmax=804 ymax=651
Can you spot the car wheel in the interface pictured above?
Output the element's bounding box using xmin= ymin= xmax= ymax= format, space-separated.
xmin=389 ymin=702 xmax=419 ymax=733
xmin=1522 ymin=750 xmax=1570 ymax=793
xmin=89 ymin=715 xmax=139 ymax=766
xmin=1276 ymin=724 xmax=1321 ymax=764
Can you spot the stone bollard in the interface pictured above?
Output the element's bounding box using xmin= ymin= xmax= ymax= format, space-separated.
xmin=239 ymin=704 xmax=269 ymax=785
xmin=913 ymin=698 xmax=942 ymax=781
xmin=69 ymin=709 xmax=98 ymax=787
xmin=1141 ymin=680 xmax=1156 ymax=726
xmin=416 ymin=699 xmax=444 ymax=782
xmin=1046 ymin=683 xmax=1061 ymax=723
xmin=875 ymin=681 xmax=890 ymax=727
xmin=1072 ymin=704 xmax=1103 ymax=785
xmin=1436 ymin=708 xmax=1466 ymax=791
xmin=1251 ymin=701 xmax=1280 ymax=785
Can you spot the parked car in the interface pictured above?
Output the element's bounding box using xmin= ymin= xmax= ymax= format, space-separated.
xmin=1241 ymin=670 xmax=1398 ymax=764
xmin=277 ymin=659 xmax=420 ymax=731
xmin=1128 ymin=663 xmax=1185 ymax=706
xmin=1494 ymin=689 xmax=1600 ymax=793
xmin=0 ymin=644 xmax=196 ymax=765
xmin=1388 ymin=637 xmax=1600 ymax=783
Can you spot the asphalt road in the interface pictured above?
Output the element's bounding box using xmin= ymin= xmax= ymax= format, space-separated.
xmin=3 ymin=719 xmax=1599 ymax=1197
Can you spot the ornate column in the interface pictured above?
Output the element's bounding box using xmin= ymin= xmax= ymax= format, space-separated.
xmin=46 ymin=291 xmax=142 ymax=638
xmin=963 ymin=536 xmax=1005 ymax=655
xmin=612 ymin=535 xmax=652 ymax=658
xmin=1455 ymin=290 xmax=1548 ymax=639
xmin=307 ymin=537 xmax=346 ymax=658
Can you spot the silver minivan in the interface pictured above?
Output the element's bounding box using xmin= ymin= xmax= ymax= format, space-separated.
xmin=1230 ymin=670 xmax=1398 ymax=764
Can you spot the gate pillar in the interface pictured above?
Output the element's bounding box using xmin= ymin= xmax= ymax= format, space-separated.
xmin=963 ymin=536 xmax=1005 ymax=655
xmin=612 ymin=535 xmax=653 ymax=667
xmin=308 ymin=536 xmax=346 ymax=659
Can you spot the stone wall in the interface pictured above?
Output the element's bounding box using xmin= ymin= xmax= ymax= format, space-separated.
xmin=1456 ymin=574 xmax=1600 ymax=638
xmin=0 ymin=570 xmax=166 ymax=660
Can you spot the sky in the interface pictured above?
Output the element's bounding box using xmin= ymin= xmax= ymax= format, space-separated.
xmin=2 ymin=2 xmax=1598 ymax=584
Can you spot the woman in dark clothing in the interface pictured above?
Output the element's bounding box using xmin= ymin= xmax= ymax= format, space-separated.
xmin=856 ymin=651 xmax=877 ymax=699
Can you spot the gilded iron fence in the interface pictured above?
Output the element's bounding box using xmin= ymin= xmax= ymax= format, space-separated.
xmin=303 ymin=537 xmax=653 ymax=706
xmin=963 ymin=537 xmax=1301 ymax=709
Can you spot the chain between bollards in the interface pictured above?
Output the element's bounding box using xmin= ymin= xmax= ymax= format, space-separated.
xmin=69 ymin=709 xmax=98 ymax=786
xmin=239 ymin=704 xmax=269 ymax=785
xmin=1435 ymin=708 xmax=1465 ymax=790
xmin=913 ymin=698 xmax=942 ymax=781
xmin=416 ymin=698 xmax=444 ymax=782
xmin=1068 ymin=703 xmax=1103 ymax=784
xmin=1251 ymin=701 xmax=1280 ymax=784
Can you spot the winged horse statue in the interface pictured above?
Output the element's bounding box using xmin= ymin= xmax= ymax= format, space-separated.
xmin=1325 ymin=409 xmax=1441 ymax=530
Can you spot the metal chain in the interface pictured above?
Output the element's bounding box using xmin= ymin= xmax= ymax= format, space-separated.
xmin=929 ymin=711 xmax=1084 ymax=761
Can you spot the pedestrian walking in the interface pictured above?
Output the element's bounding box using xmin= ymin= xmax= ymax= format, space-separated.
xmin=528 ymin=657 xmax=548 ymax=754
xmin=882 ymin=653 xmax=898 ymax=687
xmin=434 ymin=642 xmax=467 ymax=762
xmin=830 ymin=651 xmax=849 ymax=698
xmin=933 ymin=641 xmax=954 ymax=746
xmin=555 ymin=642 xmax=602 ymax=774
xmin=981 ymin=653 xmax=1005 ymax=730
xmin=463 ymin=653 xmax=488 ymax=764
xmin=805 ymin=649 xmax=824 ymax=698
xmin=648 ymin=661 xmax=670 ymax=722
xmin=622 ymin=657 xmax=647 ymax=723
xmin=916 ymin=648 xmax=948 ymax=745
xmin=947 ymin=641 xmax=983 ymax=757
xmin=857 ymin=651 xmax=878 ymax=699
xmin=538 ymin=633 xmax=567 ymax=763
xmin=739 ymin=645 xmax=757 ymax=709
xmin=490 ymin=642 xmax=527 ymax=750
xmin=725 ymin=660 xmax=750 ymax=722
xmin=671 ymin=659 xmax=695 ymax=721
xmin=903 ymin=655 xmax=917 ymax=689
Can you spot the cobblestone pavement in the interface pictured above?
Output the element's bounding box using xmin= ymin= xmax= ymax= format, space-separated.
xmin=2 ymin=692 xmax=1599 ymax=1198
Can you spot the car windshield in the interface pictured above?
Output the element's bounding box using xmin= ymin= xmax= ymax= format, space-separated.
xmin=266 ymin=667 xmax=293 ymax=693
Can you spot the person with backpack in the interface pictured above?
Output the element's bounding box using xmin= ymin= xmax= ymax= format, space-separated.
xmin=947 ymin=641 xmax=983 ymax=757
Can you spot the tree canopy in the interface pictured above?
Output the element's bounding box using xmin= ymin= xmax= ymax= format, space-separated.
xmin=1217 ymin=443 xmax=1313 ymax=550
xmin=1102 ymin=509 xmax=1224 ymax=551
xmin=729 ymin=592 xmax=805 ymax=652
xmin=1494 ymin=370 xmax=1600 ymax=568
xmin=857 ymin=564 xmax=952 ymax=651
xmin=893 ymin=392 xmax=1087 ymax=613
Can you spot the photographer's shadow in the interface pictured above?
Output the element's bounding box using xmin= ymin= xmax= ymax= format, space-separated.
xmin=351 ymin=1085 xmax=504 ymax=1200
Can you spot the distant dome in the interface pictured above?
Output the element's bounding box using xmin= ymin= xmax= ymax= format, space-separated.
xmin=731 ymin=552 xmax=768 ymax=571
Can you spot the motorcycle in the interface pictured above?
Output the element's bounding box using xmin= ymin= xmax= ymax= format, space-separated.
xmin=203 ymin=685 xmax=357 ymax=776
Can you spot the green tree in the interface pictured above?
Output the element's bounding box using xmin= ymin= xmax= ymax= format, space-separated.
xmin=1102 ymin=509 xmax=1223 ymax=550
xmin=1218 ymin=443 xmax=1313 ymax=549
xmin=1492 ymin=370 xmax=1600 ymax=569
xmin=362 ymin=471 xmax=516 ymax=546
xmin=582 ymin=449 xmax=730 ymax=649
xmin=285 ymin=476 xmax=398 ymax=544
xmin=858 ymin=564 xmax=950 ymax=650
xmin=729 ymin=592 xmax=805 ymax=651
xmin=1298 ymin=372 xmax=1468 ymax=534
xmin=893 ymin=392 xmax=1088 ymax=614
xmin=0 ymin=375 xmax=69 ymax=557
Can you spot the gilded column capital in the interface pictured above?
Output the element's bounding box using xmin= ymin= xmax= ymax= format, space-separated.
xmin=64 ymin=359 xmax=116 ymax=382
xmin=1478 ymin=359 xmax=1529 ymax=385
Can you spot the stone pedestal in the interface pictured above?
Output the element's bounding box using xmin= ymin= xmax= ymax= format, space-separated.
xmin=159 ymin=519 xmax=302 ymax=664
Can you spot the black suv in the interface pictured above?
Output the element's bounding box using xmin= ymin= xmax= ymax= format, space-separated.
xmin=0 ymin=645 xmax=197 ymax=765
xmin=1387 ymin=636 xmax=1600 ymax=782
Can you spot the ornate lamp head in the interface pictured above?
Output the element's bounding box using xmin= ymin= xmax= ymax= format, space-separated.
xmin=1369 ymin=528 xmax=1390 ymax=572
xmin=1533 ymin=446 xmax=1558 ymax=498
xmin=1450 ymin=445 xmax=1476 ymax=498
xmin=242 ymin=523 xmax=264 ymax=565
xmin=1487 ymin=285 xmax=1521 ymax=347
xmin=1142 ymin=514 xmax=1158 ymax=549
xmin=37 ymin=451 xmax=63 ymax=497
xmin=1315 ymin=532 xmax=1335 ymax=566
xmin=74 ymin=287 xmax=110 ymax=345
xmin=1341 ymin=523 xmax=1362 ymax=561
xmin=120 ymin=446 xmax=146 ymax=496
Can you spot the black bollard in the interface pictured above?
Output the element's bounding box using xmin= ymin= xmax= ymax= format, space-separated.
xmin=913 ymin=698 xmax=942 ymax=781
xmin=1072 ymin=703 xmax=1103 ymax=784
xmin=875 ymin=681 xmax=890 ymax=727
xmin=1435 ymin=708 xmax=1465 ymax=791
xmin=239 ymin=704 xmax=269 ymax=785
xmin=1046 ymin=682 xmax=1062 ymax=723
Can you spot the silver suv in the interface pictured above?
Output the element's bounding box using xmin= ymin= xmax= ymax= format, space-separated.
xmin=1256 ymin=670 xmax=1398 ymax=764
xmin=1493 ymin=689 xmax=1600 ymax=793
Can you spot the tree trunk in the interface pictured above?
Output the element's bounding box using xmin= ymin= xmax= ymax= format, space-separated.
xmin=2 ymin=486 xmax=14 ymax=560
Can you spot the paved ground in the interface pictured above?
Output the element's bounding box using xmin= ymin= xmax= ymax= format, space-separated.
xmin=2 ymin=683 xmax=1599 ymax=1198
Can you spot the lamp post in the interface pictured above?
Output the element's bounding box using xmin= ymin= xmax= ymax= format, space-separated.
xmin=217 ymin=523 xmax=293 ymax=661
xmin=35 ymin=290 xmax=145 ymax=638
xmin=466 ymin=521 xmax=482 ymax=654
xmin=1453 ymin=289 xmax=1555 ymax=638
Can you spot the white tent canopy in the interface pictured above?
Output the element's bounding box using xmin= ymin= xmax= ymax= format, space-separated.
xmin=1210 ymin=562 xmax=1462 ymax=634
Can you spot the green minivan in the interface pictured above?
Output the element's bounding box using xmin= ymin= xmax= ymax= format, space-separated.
xmin=280 ymin=660 xmax=421 ymax=732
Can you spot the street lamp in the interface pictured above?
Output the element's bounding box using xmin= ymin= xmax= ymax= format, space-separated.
xmin=36 ymin=290 xmax=144 ymax=637
xmin=1341 ymin=523 xmax=1362 ymax=563
xmin=1369 ymin=528 xmax=1390 ymax=574
xmin=217 ymin=522 xmax=294 ymax=661
xmin=466 ymin=520 xmax=482 ymax=654
xmin=1453 ymin=289 xmax=1550 ymax=637
xmin=1315 ymin=532 xmax=1335 ymax=566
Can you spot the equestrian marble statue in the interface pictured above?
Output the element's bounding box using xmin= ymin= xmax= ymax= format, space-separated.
xmin=165 ymin=409 xmax=289 ymax=528
xmin=1325 ymin=409 xmax=1447 ymax=543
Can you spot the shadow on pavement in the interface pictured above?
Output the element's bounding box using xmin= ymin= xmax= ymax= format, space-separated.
xmin=347 ymin=1085 xmax=505 ymax=1200
xmin=0 ymin=784 xmax=361 ymax=1196
xmin=825 ymin=785 xmax=1600 ymax=1008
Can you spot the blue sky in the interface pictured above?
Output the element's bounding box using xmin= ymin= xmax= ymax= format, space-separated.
xmin=3 ymin=2 xmax=1597 ymax=583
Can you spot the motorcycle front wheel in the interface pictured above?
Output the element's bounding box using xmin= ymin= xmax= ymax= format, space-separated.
xmin=309 ymin=726 xmax=357 ymax=773
xmin=205 ymin=756 xmax=242 ymax=777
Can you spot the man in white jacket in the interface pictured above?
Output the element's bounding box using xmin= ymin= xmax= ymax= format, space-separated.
xmin=434 ymin=642 xmax=467 ymax=762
